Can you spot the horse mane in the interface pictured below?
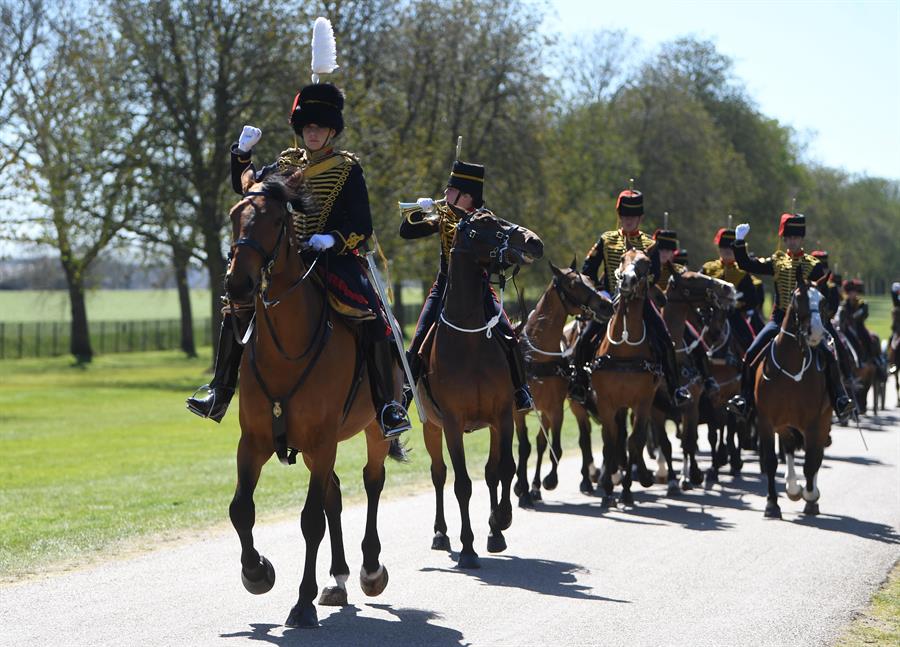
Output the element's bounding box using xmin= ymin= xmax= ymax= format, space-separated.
xmin=261 ymin=171 xmax=319 ymax=217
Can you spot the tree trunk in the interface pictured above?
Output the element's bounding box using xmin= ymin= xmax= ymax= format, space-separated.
xmin=173 ymin=246 xmax=196 ymax=358
xmin=201 ymin=199 xmax=226 ymax=355
xmin=67 ymin=279 xmax=93 ymax=363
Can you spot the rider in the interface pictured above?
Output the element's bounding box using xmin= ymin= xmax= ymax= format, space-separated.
xmin=839 ymin=279 xmax=880 ymax=362
xmin=811 ymin=250 xmax=841 ymax=316
xmin=653 ymin=229 xmax=718 ymax=397
xmin=725 ymin=214 xmax=853 ymax=422
xmin=568 ymin=189 xmax=692 ymax=408
xmin=399 ymin=161 xmax=534 ymax=412
xmin=186 ymin=81 xmax=412 ymax=438
xmin=700 ymin=228 xmax=760 ymax=350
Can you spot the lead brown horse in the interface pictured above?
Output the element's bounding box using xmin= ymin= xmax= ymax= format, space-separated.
xmin=417 ymin=212 xmax=542 ymax=568
xmin=756 ymin=272 xmax=831 ymax=518
xmin=514 ymin=262 xmax=613 ymax=506
xmin=224 ymin=169 xmax=403 ymax=627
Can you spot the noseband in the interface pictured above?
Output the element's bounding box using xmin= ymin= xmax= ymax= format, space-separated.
xmin=553 ymin=275 xmax=607 ymax=323
xmin=230 ymin=191 xmax=288 ymax=289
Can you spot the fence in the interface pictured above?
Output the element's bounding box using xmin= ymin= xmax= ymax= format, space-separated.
xmin=0 ymin=319 xmax=212 ymax=360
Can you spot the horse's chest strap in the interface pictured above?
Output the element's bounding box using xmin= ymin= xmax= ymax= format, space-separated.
xmin=591 ymin=354 xmax=662 ymax=376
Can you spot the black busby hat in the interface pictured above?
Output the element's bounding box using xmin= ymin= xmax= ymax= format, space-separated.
xmin=778 ymin=213 xmax=806 ymax=238
xmin=714 ymin=228 xmax=736 ymax=247
xmin=811 ymin=250 xmax=829 ymax=267
xmin=290 ymin=82 xmax=345 ymax=136
xmin=616 ymin=190 xmax=644 ymax=217
xmin=653 ymin=229 xmax=678 ymax=251
xmin=447 ymin=161 xmax=484 ymax=207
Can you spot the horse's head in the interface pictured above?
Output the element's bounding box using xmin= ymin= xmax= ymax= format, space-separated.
xmin=549 ymin=261 xmax=614 ymax=323
xmin=791 ymin=269 xmax=826 ymax=347
xmin=224 ymin=168 xmax=314 ymax=304
xmin=616 ymin=249 xmax=651 ymax=299
xmin=453 ymin=211 xmax=543 ymax=270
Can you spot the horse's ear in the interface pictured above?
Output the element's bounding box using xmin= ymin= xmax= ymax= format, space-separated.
xmin=549 ymin=261 xmax=563 ymax=277
xmin=240 ymin=167 xmax=255 ymax=194
xmin=570 ymin=255 xmax=577 ymax=271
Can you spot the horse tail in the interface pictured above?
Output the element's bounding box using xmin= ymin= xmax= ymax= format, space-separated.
xmin=387 ymin=437 xmax=411 ymax=463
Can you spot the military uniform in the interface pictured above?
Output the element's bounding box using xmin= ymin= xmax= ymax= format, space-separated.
xmin=569 ymin=192 xmax=692 ymax=407
xmin=700 ymin=228 xmax=761 ymax=350
xmin=400 ymin=161 xmax=533 ymax=411
xmin=726 ymin=214 xmax=851 ymax=421
xmin=188 ymin=82 xmax=410 ymax=436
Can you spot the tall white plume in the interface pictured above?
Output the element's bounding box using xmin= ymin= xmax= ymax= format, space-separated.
xmin=310 ymin=17 xmax=338 ymax=83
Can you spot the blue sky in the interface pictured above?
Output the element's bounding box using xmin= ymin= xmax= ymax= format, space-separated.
xmin=545 ymin=0 xmax=900 ymax=180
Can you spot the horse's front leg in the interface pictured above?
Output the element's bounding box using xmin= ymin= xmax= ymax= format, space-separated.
xmin=617 ymin=409 xmax=635 ymax=507
xmin=318 ymin=472 xmax=350 ymax=607
xmin=513 ymin=410 xmax=534 ymax=507
xmin=758 ymin=419 xmax=782 ymax=519
xmin=530 ymin=414 xmax=547 ymax=502
xmin=230 ymin=434 xmax=276 ymax=595
xmin=574 ymin=406 xmax=596 ymax=494
xmin=542 ymin=406 xmax=564 ymax=492
xmin=444 ymin=418 xmax=479 ymax=568
xmin=486 ymin=416 xmax=515 ymax=554
xmin=801 ymin=443 xmax=824 ymax=516
xmin=359 ymin=422 xmax=391 ymax=597
xmin=285 ymin=443 xmax=337 ymax=628
xmin=681 ymin=406 xmax=703 ymax=490
xmin=424 ymin=420 xmax=451 ymax=551
xmin=595 ymin=404 xmax=619 ymax=508
xmin=705 ymin=414 xmax=722 ymax=487
xmin=628 ymin=405 xmax=655 ymax=490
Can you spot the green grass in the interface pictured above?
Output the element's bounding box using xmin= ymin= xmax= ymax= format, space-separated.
xmin=0 ymin=349 xmax=583 ymax=581
xmin=0 ymin=289 xmax=215 ymax=322
xmin=837 ymin=560 xmax=900 ymax=646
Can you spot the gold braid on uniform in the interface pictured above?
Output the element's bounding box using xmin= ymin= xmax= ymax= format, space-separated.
xmin=772 ymin=251 xmax=818 ymax=310
xmin=276 ymin=148 xmax=356 ymax=240
xmin=601 ymin=230 xmax=654 ymax=292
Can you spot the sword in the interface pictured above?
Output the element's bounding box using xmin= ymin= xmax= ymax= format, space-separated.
xmin=364 ymin=242 xmax=427 ymax=423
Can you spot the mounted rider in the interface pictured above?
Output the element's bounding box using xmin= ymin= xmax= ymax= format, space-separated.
xmin=700 ymin=228 xmax=761 ymax=350
xmin=399 ymin=160 xmax=534 ymax=411
xmin=811 ymin=250 xmax=841 ymax=316
xmin=186 ymin=65 xmax=411 ymax=437
xmin=725 ymin=214 xmax=853 ymax=422
xmin=839 ymin=278 xmax=880 ymax=362
xmin=568 ymin=189 xmax=692 ymax=408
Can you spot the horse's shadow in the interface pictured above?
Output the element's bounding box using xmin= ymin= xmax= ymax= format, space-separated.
xmin=220 ymin=604 xmax=468 ymax=646
xmin=793 ymin=512 xmax=900 ymax=545
xmin=422 ymin=554 xmax=630 ymax=604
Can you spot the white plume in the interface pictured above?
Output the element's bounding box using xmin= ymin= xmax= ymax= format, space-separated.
xmin=310 ymin=17 xmax=338 ymax=83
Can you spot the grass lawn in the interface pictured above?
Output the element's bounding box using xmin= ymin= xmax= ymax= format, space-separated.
xmin=0 ymin=349 xmax=585 ymax=581
xmin=837 ymin=560 xmax=900 ymax=646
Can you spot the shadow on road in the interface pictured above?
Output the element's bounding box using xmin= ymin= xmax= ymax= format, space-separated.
xmin=220 ymin=604 xmax=468 ymax=646
xmin=421 ymin=554 xmax=629 ymax=604
xmin=793 ymin=513 xmax=900 ymax=545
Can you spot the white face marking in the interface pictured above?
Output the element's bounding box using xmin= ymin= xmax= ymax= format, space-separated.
xmin=807 ymin=288 xmax=825 ymax=346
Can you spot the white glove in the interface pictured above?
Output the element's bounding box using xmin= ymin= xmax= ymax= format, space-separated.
xmin=309 ymin=233 xmax=336 ymax=251
xmin=599 ymin=290 xmax=611 ymax=300
xmin=417 ymin=197 xmax=435 ymax=213
xmin=892 ymin=282 xmax=900 ymax=294
xmin=735 ymin=223 xmax=750 ymax=241
xmin=237 ymin=125 xmax=262 ymax=153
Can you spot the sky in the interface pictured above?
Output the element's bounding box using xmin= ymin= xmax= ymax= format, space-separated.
xmin=545 ymin=0 xmax=900 ymax=180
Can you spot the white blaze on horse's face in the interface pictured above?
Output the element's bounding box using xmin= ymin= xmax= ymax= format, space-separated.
xmin=807 ymin=288 xmax=825 ymax=346
xmin=619 ymin=263 xmax=637 ymax=292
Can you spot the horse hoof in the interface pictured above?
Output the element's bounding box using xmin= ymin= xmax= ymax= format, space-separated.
xmin=689 ymin=466 xmax=704 ymax=486
xmin=600 ymin=495 xmax=616 ymax=510
xmin=513 ymin=480 xmax=525 ymax=498
xmin=457 ymin=551 xmax=481 ymax=569
xmin=638 ymin=471 xmax=655 ymax=489
xmin=680 ymin=479 xmax=693 ymax=492
xmin=729 ymin=463 xmax=743 ymax=477
xmin=529 ymin=487 xmax=542 ymax=502
xmin=518 ymin=493 xmax=535 ymax=509
xmin=764 ymin=503 xmax=782 ymax=519
xmin=667 ymin=481 xmax=681 ymax=497
xmin=620 ymin=491 xmax=635 ymax=507
xmin=360 ymin=564 xmax=389 ymax=597
xmin=704 ymin=470 xmax=718 ymax=488
xmin=285 ymin=603 xmax=318 ymax=628
xmin=318 ymin=585 xmax=348 ymax=607
xmin=803 ymin=501 xmax=820 ymax=516
xmin=786 ymin=487 xmax=803 ymax=502
xmin=241 ymin=555 xmax=275 ymax=595
xmin=542 ymin=473 xmax=559 ymax=491
xmin=487 ymin=532 xmax=507 ymax=554
xmin=579 ymin=479 xmax=594 ymax=495
xmin=431 ymin=532 xmax=451 ymax=552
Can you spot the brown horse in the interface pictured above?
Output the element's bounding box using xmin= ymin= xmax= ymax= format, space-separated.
xmin=889 ymin=305 xmax=900 ymax=404
xmin=836 ymin=303 xmax=878 ymax=414
xmin=513 ymin=262 xmax=613 ymax=506
xmin=756 ymin=273 xmax=831 ymax=518
xmin=225 ymin=169 xmax=403 ymax=627
xmin=591 ymin=249 xmax=660 ymax=508
xmin=418 ymin=212 xmax=543 ymax=569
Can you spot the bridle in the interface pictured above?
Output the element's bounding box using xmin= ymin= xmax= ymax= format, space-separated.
xmin=552 ymin=273 xmax=609 ymax=323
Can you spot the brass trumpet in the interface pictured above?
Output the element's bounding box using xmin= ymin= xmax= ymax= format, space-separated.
xmin=398 ymin=198 xmax=444 ymax=223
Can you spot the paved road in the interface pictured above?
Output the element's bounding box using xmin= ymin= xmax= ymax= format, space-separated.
xmin=3 ymin=393 xmax=899 ymax=647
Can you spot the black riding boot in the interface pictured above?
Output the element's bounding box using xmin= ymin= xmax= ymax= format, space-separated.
xmin=506 ymin=338 xmax=534 ymax=412
xmin=568 ymin=321 xmax=599 ymax=405
xmin=693 ymin=346 xmax=719 ymax=397
xmin=402 ymin=350 xmax=421 ymax=410
xmin=726 ymin=358 xmax=756 ymax=421
xmin=369 ymin=338 xmax=412 ymax=438
xmin=186 ymin=312 xmax=246 ymax=423
xmin=658 ymin=337 xmax=692 ymax=407
xmin=824 ymin=347 xmax=854 ymax=424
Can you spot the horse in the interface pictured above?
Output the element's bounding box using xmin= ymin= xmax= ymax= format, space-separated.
xmin=224 ymin=168 xmax=404 ymax=627
xmin=889 ymin=304 xmax=900 ymax=405
xmin=590 ymin=249 xmax=660 ymax=508
xmin=417 ymin=211 xmax=543 ymax=569
xmin=648 ymin=270 xmax=736 ymax=492
xmin=755 ymin=271 xmax=831 ymax=518
xmin=513 ymin=262 xmax=613 ymax=507
xmin=836 ymin=302 xmax=878 ymax=414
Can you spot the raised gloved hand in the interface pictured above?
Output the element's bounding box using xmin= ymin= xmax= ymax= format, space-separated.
xmin=309 ymin=233 xmax=336 ymax=251
xmin=237 ymin=125 xmax=262 ymax=153
xmin=892 ymin=282 xmax=900 ymax=294
xmin=417 ymin=197 xmax=435 ymax=213
xmin=735 ymin=223 xmax=750 ymax=241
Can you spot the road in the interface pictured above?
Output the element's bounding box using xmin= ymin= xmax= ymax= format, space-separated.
xmin=2 ymin=393 xmax=898 ymax=647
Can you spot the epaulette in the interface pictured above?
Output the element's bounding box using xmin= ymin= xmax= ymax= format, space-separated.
xmin=600 ymin=230 xmax=618 ymax=243
xmin=336 ymin=150 xmax=360 ymax=166
xmin=701 ymin=260 xmax=719 ymax=273
xmin=276 ymin=147 xmax=307 ymax=171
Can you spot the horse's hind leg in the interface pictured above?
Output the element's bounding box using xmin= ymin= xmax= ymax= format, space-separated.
xmin=575 ymin=407 xmax=596 ymax=494
xmin=424 ymin=420 xmax=451 ymax=551
xmin=445 ymin=419 xmax=479 ymax=568
xmin=319 ymin=472 xmax=351 ymax=606
xmin=530 ymin=416 xmax=547 ymax=502
xmin=542 ymin=407 xmax=564 ymax=491
xmin=628 ymin=407 xmax=655 ymax=490
xmin=229 ymin=435 xmax=275 ymax=596
xmin=513 ymin=411 xmax=534 ymax=507
xmin=359 ymin=422 xmax=391 ymax=597
xmin=285 ymin=444 xmax=337 ymax=628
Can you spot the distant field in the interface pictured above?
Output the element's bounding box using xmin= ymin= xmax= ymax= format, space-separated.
xmin=0 ymin=289 xmax=214 ymax=322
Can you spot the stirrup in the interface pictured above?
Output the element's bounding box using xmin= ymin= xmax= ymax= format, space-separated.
xmin=568 ymin=382 xmax=589 ymax=406
xmin=186 ymin=384 xmax=233 ymax=423
xmin=380 ymin=402 xmax=412 ymax=439
xmin=673 ymin=386 xmax=692 ymax=407
xmin=834 ymin=396 xmax=854 ymax=424
xmin=726 ymin=395 xmax=749 ymax=419
xmin=514 ymin=387 xmax=534 ymax=412
xmin=703 ymin=377 xmax=720 ymax=396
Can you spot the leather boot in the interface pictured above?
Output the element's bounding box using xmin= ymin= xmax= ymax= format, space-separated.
xmin=567 ymin=324 xmax=597 ymax=405
xmin=824 ymin=348 xmax=854 ymax=424
xmin=506 ymin=338 xmax=534 ymax=412
xmin=186 ymin=312 xmax=246 ymax=423
xmin=659 ymin=336 xmax=691 ymax=407
xmin=402 ymin=350 xmax=421 ymax=410
xmin=369 ymin=338 xmax=412 ymax=438
xmin=726 ymin=358 xmax=755 ymax=420
xmin=693 ymin=346 xmax=719 ymax=397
